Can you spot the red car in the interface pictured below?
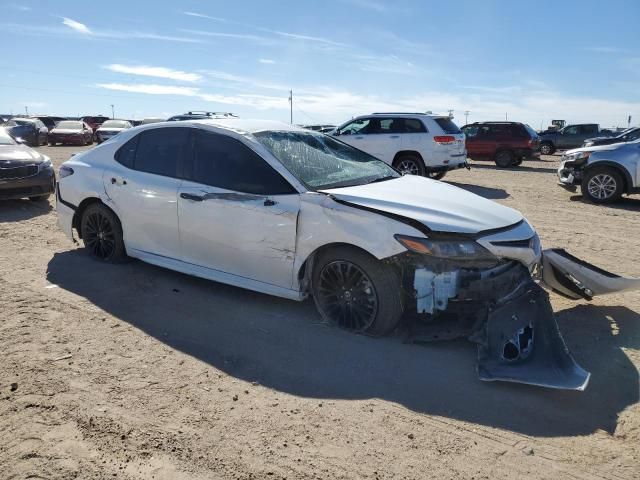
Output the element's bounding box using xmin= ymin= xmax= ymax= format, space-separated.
xmin=80 ymin=115 xmax=110 ymax=138
xmin=48 ymin=120 xmax=94 ymax=146
xmin=461 ymin=122 xmax=540 ymax=167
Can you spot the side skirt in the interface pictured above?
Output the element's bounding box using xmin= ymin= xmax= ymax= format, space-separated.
xmin=128 ymin=248 xmax=304 ymax=302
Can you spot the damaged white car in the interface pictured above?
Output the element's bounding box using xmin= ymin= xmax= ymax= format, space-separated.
xmin=56 ymin=119 xmax=640 ymax=391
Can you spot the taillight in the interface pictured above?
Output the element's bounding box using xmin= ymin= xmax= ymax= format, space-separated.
xmin=434 ymin=135 xmax=456 ymax=145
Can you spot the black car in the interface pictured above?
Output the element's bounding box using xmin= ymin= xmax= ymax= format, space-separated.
xmin=583 ymin=127 xmax=640 ymax=147
xmin=167 ymin=111 xmax=238 ymax=121
xmin=31 ymin=115 xmax=67 ymax=131
xmin=0 ymin=127 xmax=55 ymax=201
xmin=4 ymin=117 xmax=49 ymax=146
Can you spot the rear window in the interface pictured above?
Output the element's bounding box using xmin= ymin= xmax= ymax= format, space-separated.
xmin=56 ymin=121 xmax=82 ymax=129
xmin=434 ymin=118 xmax=461 ymax=134
xmin=523 ymin=124 xmax=538 ymax=139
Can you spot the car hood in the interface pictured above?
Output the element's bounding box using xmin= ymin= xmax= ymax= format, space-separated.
xmin=0 ymin=144 xmax=45 ymax=164
xmin=566 ymin=141 xmax=632 ymax=155
xmin=320 ymin=175 xmax=523 ymax=234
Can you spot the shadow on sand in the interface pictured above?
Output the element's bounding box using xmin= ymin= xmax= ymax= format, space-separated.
xmin=47 ymin=249 xmax=639 ymax=438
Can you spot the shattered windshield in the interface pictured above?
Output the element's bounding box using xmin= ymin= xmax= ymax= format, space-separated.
xmin=254 ymin=131 xmax=400 ymax=190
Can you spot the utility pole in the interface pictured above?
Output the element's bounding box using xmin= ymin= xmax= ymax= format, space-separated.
xmin=111 ymin=104 xmax=115 ymax=119
xmin=288 ymin=90 xmax=293 ymax=124
xmin=464 ymin=110 xmax=470 ymax=124
xmin=24 ymin=106 xmax=28 ymax=116
xmin=447 ymin=109 xmax=454 ymax=118
xmin=505 ymin=112 xmax=508 ymax=121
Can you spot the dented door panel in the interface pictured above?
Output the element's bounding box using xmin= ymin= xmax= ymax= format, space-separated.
xmin=542 ymin=248 xmax=640 ymax=300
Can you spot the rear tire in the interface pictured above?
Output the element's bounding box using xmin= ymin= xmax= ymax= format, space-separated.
xmin=581 ymin=167 xmax=624 ymax=204
xmin=540 ymin=142 xmax=555 ymax=155
xmin=312 ymin=246 xmax=403 ymax=337
xmin=494 ymin=150 xmax=514 ymax=168
xmin=80 ymin=203 xmax=128 ymax=262
xmin=394 ymin=154 xmax=425 ymax=176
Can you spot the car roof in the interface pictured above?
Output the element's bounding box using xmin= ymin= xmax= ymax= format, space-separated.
xmin=192 ymin=118 xmax=307 ymax=134
xmin=367 ymin=112 xmax=446 ymax=118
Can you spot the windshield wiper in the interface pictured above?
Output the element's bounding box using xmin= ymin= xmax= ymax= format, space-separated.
xmin=368 ymin=175 xmax=398 ymax=184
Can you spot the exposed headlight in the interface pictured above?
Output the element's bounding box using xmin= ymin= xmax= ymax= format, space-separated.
xmin=395 ymin=234 xmax=496 ymax=261
xmin=563 ymin=151 xmax=591 ymax=166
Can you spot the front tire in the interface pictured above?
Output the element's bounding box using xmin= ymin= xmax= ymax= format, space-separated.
xmin=312 ymin=246 xmax=403 ymax=337
xmin=80 ymin=203 xmax=127 ymax=262
xmin=581 ymin=167 xmax=624 ymax=204
xmin=394 ymin=154 xmax=425 ymax=176
xmin=426 ymin=171 xmax=446 ymax=180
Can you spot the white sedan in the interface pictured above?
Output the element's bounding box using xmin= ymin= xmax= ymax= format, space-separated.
xmin=56 ymin=119 xmax=639 ymax=390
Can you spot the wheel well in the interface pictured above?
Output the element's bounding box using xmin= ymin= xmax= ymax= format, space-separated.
xmin=296 ymin=242 xmax=379 ymax=292
xmin=392 ymin=150 xmax=424 ymax=167
xmin=72 ymin=198 xmax=115 ymax=239
xmin=586 ymin=162 xmax=632 ymax=193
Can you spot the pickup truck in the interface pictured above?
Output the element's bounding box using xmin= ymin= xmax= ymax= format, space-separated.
xmin=538 ymin=124 xmax=612 ymax=155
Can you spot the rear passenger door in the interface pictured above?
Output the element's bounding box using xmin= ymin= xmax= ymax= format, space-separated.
xmin=178 ymin=130 xmax=300 ymax=289
xmin=103 ymin=127 xmax=188 ymax=259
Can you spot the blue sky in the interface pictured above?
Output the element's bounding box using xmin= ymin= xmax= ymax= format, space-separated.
xmin=1 ymin=0 xmax=638 ymax=128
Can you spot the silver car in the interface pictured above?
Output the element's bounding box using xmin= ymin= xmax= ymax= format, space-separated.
xmin=557 ymin=139 xmax=640 ymax=203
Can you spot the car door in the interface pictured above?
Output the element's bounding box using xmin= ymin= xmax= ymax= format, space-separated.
xmin=467 ymin=125 xmax=494 ymax=157
xmin=102 ymin=127 xmax=188 ymax=259
xmin=178 ymin=129 xmax=300 ymax=289
xmin=334 ymin=118 xmax=385 ymax=160
xmin=557 ymin=125 xmax=579 ymax=149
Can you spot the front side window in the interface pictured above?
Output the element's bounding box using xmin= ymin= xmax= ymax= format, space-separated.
xmin=254 ymin=131 xmax=400 ymax=190
xmin=563 ymin=126 xmax=579 ymax=135
xmin=337 ymin=119 xmax=371 ymax=135
xmin=134 ymin=127 xmax=190 ymax=178
xmin=190 ymin=131 xmax=295 ymax=195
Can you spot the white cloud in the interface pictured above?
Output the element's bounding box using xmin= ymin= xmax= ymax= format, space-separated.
xmin=97 ymin=83 xmax=200 ymax=96
xmin=183 ymin=11 xmax=228 ymax=23
xmin=180 ymin=28 xmax=271 ymax=44
xmin=105 ymin=64 xmax=202 ymax=82
xmin=259 ymin=58 xmax=276 ymax=64
xmin=62 ymin=17 xmax=91 ymax=35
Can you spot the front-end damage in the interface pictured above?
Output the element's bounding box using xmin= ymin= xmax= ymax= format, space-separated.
xmin=388 ymin=250 xmax=592 ymax=390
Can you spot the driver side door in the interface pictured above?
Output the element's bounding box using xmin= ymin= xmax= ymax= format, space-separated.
xmin=178 ymin=130 xmax=301 ymax=289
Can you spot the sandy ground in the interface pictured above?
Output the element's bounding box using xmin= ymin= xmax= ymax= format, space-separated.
xmin=1 ymin=145 xmax=639 ymax=479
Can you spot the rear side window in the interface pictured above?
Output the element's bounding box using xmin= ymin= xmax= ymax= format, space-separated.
xmin=114 ymin=135 xmax=139 ymax=169
xmin=134 ymin=127 xmax=191 ymax=178
xmin=403 ymin=118 xmax=427 ymax=133
xmin=190 ymin=131 xmax=295 ymax=195
xmin=434 ymin=118 xmax=461 ymax=134
xmin=581 ymin=125 xmax=598 ymax=135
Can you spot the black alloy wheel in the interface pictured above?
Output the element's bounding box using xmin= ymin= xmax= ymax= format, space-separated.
xmin=316 ymin=260 xmax=378 ymax=332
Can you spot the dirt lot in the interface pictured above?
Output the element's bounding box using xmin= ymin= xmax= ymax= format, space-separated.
xmin=1 ymin=145 xmax=639 ymax=479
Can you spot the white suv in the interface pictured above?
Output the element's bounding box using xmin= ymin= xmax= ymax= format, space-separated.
xmin=332 ymin=113 xmax=467 ymax=179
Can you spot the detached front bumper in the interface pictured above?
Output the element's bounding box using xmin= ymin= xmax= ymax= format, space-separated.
xmin=397 ymin=253 xmax=588 ymax=390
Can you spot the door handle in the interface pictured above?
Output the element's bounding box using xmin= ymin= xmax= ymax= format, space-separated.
xmin=263 ymin=199 xmax=276 ymax=206
xmin=354 ymin=136 xmax=364 ymax=139
xmin=390 ymin=135 xmax=400 ymax=139
xmin=180 ymin=192 xmax=205 ymax=202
